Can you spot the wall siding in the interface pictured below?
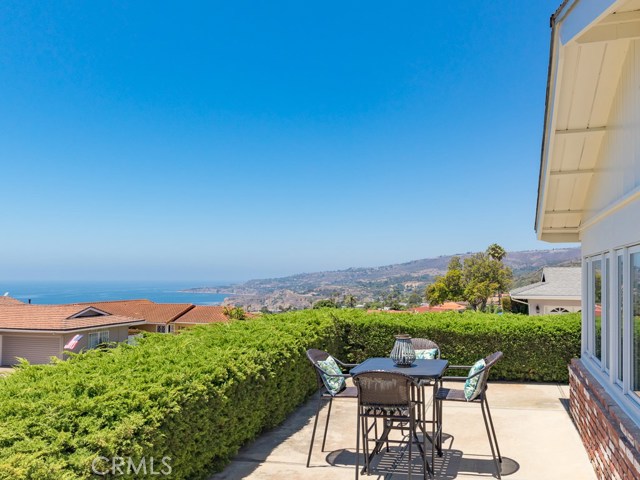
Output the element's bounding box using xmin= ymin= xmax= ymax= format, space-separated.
xmin=583 ymin=39 xmax=640 ymax=232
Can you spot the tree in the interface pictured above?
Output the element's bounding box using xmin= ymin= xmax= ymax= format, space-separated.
xmin=343 ymin=294 xmax=357 ymax=308
xmin=425 ymin=256 xmax=464 ymax=306
xmin=485 ymin=243 xmax=508 ymax=309
xmin=425 ymin=246 xmax=512 ymax=311
xmin=223 ymin=306 xmax=247 ymax=320
xmin=406 ymin=291 xmax=423 ymax=307
xmin=486 ymin=243 xmax=507 ymax=262
xmin=313 ymin=299 xmax=338 ymax=309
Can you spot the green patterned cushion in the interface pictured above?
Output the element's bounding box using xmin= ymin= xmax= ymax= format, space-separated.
xmin=463 ymin=358 xmax=486 ymax=401
xmin=317 ymin=356 xmax=346 ymax=396
xmin=415 ymin=348 xmax=438 ymax=359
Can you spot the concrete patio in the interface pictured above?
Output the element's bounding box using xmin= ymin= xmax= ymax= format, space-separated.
xmin=211 ymin=381 xmax=595 ymax=480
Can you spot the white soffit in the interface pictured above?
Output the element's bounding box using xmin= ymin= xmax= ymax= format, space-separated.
xmin=537 ymin=0 xmax=640 ymax=242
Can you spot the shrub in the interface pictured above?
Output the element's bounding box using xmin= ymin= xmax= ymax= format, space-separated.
xmin=0 ymin=309 xmax=580 ymax=478
xmin=0 ymin=311 xmax=340 ymax=479
xmin=330 ymin=309 xmax=580 ymax=382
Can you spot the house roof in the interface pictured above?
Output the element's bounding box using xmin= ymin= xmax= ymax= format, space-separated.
xmin=510 ymin=267 xmax=581 ymax=300
xmin=172 ymin=305 xmax=230 ymax=324
xmin=413 ymin=302 xmax=466 ymax=313
xmin=0 ymin=305 xmax=144 ymax=332
xmin=0 ymin=296 xmax=24 ymax=305
xmin=536 ymin=0 xmax=640 ymax=242
xmin=79 ymin=300 xmax=194 ymax=324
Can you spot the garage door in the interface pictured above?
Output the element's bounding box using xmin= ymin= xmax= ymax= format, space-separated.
xmin=2 ymin=336 xmax=61 ymax=366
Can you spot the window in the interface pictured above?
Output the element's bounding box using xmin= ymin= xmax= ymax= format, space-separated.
xmin=88 ymin=331 xmax=109 ymax=349
xmin=550 ymin=307 xmax=570 ymax=314
xmin=619 ymin=253 xmax=625 ymax=383
xmin=631 ymin=252 xmax=640 ymax=396
xmin=605 ymin=257 xmax=611 ymax=370
xmin=593 ymin=259 xmax=603 ymax=362
xmin=155 ymin=325 xmax=173 ymax=333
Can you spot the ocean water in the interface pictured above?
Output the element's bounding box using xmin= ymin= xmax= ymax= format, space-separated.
xmin=0 ymin=281 xmax=231 ymax=306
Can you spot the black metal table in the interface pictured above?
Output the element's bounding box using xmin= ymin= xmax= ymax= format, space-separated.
xmin=350 ymin=358 xmax=449 ymax=478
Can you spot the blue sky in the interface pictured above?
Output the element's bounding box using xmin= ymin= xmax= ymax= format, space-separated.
xmin=0 ymin=1 xmax=569 ymax=282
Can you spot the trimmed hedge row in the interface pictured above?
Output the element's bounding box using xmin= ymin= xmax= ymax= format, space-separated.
xmin=330 ymin=310 xmax=581 ymax=382
xmin=0 ymin=312 xmax=340 ymax=479
xmin=0 ymin=309 xmax=580 ymax=478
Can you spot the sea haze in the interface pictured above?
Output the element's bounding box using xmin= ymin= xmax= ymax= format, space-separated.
xmin=0 ymin=281 xmax=231 ymax=306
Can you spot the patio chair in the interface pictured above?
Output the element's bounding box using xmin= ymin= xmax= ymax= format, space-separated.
xmin=410 ymin=338 xmax=441 ymax=359
xmin=435 ymin=351 xmax=503 ymax=479
xmin=306 ymin=349 xmax=358 ymax=467
xmin=352 ymin=370 xmax=428 ymax=480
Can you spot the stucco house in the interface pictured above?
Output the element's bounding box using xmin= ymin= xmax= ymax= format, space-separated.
xmin=509 ymin=267 xmax=581 ymax=315
xmin=0 ymin=304 xmax=144 ymax=365
xmin=537 ymin=0 xmax=640 ymax=477
xmin=79 ymin=300 xmax=195 ymax=334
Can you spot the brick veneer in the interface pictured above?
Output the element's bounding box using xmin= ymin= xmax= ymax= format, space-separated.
xmin=569 ymin=359 xmax=640 ymax=479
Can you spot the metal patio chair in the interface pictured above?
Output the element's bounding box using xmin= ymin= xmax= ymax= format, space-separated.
xmin=435 ymin=351 xmax=504 ymax=479
xmin=410 ymin=338 xmax=441 ymax=359
xmin=306 ymin=349 xmax=358 ymax=467
xmin=353 ymin=370 xmax=429 ymax=480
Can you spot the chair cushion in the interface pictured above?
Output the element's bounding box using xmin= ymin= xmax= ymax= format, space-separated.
xmin=463 ymin=358 xmax=486 ymax=401
xmin=415 ymin=348 xmax=438 ymax=359
xmin=317 ymin=356 xmax=346 ymax=396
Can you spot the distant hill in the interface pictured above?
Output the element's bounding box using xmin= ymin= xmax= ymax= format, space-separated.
xmin=184 ymin=247 xmax=581 ymax=311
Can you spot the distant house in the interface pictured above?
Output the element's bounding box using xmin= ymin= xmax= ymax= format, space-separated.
xmin=0 ymin=304 xmax=144 ymax=365
xmin=412 ymin=302 xmax=466 ymax=313
xmin=509 ymin=267 xmax=581 ymax=315
xmin=0 ymin=295 xmax=24 ymax=306
xmin=78 ymin=300 xmax=195 ymax=334
xmin=78 ymin=300 xmax=236 ymax=332
xmin=172 ymin=305 xmax=234 ymax=331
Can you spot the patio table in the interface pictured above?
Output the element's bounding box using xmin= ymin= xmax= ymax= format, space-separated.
xmin=350 ymin=357 xmax=449 ymax=478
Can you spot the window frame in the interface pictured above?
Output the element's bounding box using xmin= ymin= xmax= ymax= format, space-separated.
xmin=88 ymin=330 xmax=110 ymax=349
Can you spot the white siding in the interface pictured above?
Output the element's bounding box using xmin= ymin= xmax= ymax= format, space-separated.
xmin=582 ymin=39 xmax=640 ymax=253
xmin=1 ymin=335 xmax=62 ymax=366
xmin=526 ymin=299 xmax=582 ymax=316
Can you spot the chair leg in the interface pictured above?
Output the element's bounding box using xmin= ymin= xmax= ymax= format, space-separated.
xmin=322 ymin=397 xmax=333 ymax=452
xmin=408 ymin=414 xmax=413 ymax=480
xmin=362 ymin=414 xmax=371 ymax=474
xmin=484 ymin=394 xmax=502 ymax=462
xmin=481 ymin=398 xmax=501 ymax=479
xmin=355 ymin=406 xmax=360 ymax=480
xmin=307 ymin=396 xmax=323 ymax=468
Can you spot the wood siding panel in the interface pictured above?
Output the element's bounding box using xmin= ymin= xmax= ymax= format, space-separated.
xmin=2 ymin=335 xmax=61 ymax=366
xmin=585 ymin=40 xmax=640 ymax=219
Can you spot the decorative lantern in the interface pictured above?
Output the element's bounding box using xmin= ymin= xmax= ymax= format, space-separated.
xmin=390 ymin=334 xmax=416 ymax=367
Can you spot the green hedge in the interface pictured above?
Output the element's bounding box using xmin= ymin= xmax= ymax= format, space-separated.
xmin=0 ymin=309 xmax=580 ymax=478
xmin=0 ymin=312 xmax=340 ymax=479
xmin=330 ymin=310 xmax=581 ymax=382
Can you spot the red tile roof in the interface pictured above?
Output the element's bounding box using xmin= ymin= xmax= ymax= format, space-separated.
xmin=80 ymin=300 xmax=194 ymax=324
xmin=0 ymin=305 xmax=144 ymax=331
xmin=173 ymin=305 xmax=230 ymax=324
xmin=412 ymin=302 xmax=466 ymax=313
xmin=0 ymin=296 xmax=24 ymax=305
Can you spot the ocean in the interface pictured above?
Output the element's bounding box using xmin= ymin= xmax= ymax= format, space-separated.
xmin=0 ymin=281 xmax=232 ymax=306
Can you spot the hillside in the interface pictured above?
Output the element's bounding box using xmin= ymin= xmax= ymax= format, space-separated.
xmin=184 ymin=247 xmax=581 ymax=311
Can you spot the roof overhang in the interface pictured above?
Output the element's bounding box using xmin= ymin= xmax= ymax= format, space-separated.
xmin=536 ymin=0 xmax=640 ymax=242
xmin=510 ymin=294 xmax=581 ymax=301
xmin=0 ymin=320 xmax=146 ymax=334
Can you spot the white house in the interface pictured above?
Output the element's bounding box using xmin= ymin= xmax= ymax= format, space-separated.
xmin=537 ymin=0 xmax=640 ymax=477
xmin=509 ymin=267 xmax=581 ymax=315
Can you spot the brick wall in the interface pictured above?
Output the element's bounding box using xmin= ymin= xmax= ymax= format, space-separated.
xmin=569 ymin=359 xmax=640 ymax=479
